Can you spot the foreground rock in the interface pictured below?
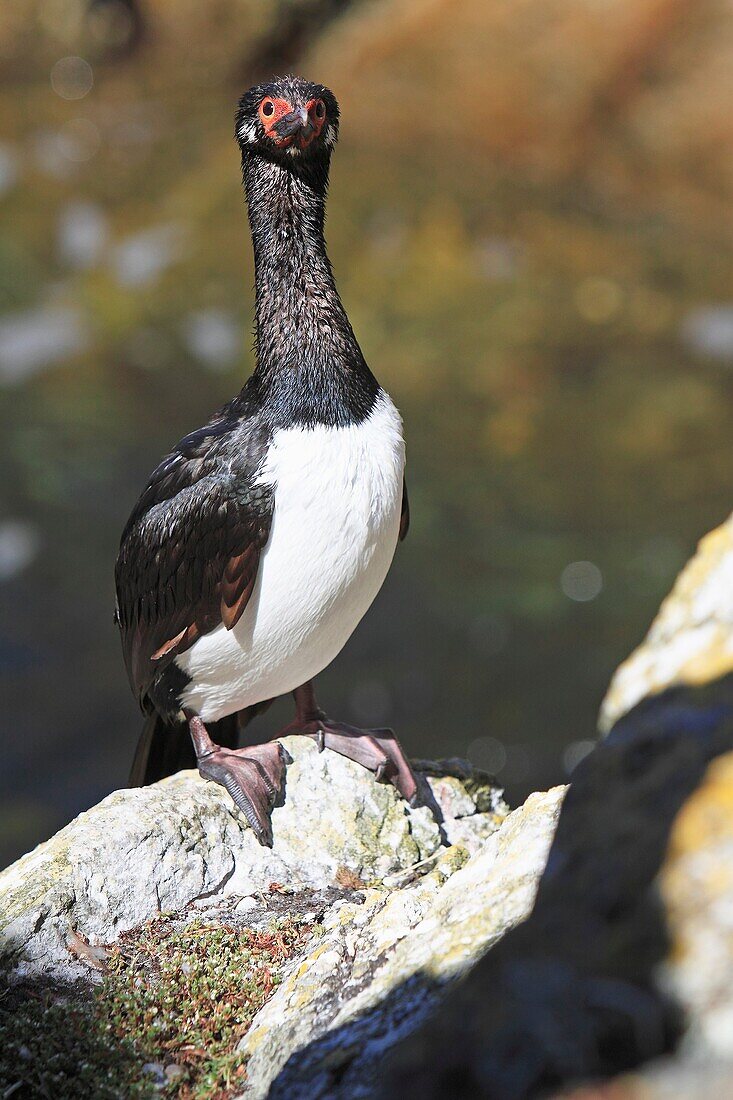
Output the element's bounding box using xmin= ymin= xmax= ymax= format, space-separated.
xmin=557 ymin=751 xmax=733 ymax=1100
xmin=0 ymin=738 xmax=565 ymax=1097
xmin=246 ymin=786 xmax=563 ymax=1099
xmin=384 ymin=514 xmax=733 ymax=1099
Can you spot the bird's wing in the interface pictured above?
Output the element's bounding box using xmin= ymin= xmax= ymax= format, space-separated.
xmin=115 ymin=413 xmax=274 ymax=707
xmin=399 ymin=477 xmax=410 ymax=542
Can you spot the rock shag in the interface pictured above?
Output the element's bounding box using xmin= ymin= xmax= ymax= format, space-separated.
xmin=115 ymin=76 xmax=417 ymax=846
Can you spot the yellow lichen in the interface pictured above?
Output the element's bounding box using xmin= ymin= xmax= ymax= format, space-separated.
xmin=661 ymin=752 xmax=733 ymax=973
xmin=664 ymin=753 xmax=733 ymax=867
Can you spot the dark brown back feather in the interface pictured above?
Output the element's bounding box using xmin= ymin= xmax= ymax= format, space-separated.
xmin=115 ymin=402 xmax=274 ymax=708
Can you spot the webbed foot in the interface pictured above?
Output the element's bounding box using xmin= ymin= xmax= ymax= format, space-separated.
xmin=186 ymin=712 xmax=288 ymax=847
xmin=278 ymin=684 xmax=420 ymax=806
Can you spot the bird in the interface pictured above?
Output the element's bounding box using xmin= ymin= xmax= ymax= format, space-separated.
xmin=115 ymin=75 xmax=419 ymax=847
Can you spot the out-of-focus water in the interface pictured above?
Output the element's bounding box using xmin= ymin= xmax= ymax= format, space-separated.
xmin=1 ymin=3 xmax=732 ymax=868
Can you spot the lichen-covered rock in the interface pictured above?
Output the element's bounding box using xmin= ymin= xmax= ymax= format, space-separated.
xmin=0 ymin=738 xmax=506 ymax=985
xmin=659 ymin=750 xmax=733 ymax=1059
xmin=0 ymin=739 xmax=501 ymax=981
xmin=379 ymin=512 xmax=733 ymax=1099
xmin=0 ymin=737 xmax=569 ymax=1099
xmin=599 ymin=516 xmax=733 ymax=1087
xmin=238 ymin=787 xmax=565 ymax=1099
xmin=601 ymin=513 xmax=733 ymax=731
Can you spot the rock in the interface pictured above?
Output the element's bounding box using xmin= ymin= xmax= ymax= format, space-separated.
xmin=0 ymin=737 xmax=569 ymax=1098
xmin=560 ymin=1061 xmax=733 ymax=1100
xmin=601 ymin=513 xmax=733 ymax=731
xmin=658 ymin=750 xmax=733 ymax=1060
xmin=558 ymin=750 xmax=733 ymax=1100
xmin=0 ymin=738 xmax=506 ymax=986
xmin=239 ymin=787 xmax=564 ymax=1099
xmin=595 ymin=510 xmax=733 ymax=1097
xmin=381 ymin=513 xmax=733 ymax=1100
xmin=142 ymin=1062 xmax=167 ymax=1086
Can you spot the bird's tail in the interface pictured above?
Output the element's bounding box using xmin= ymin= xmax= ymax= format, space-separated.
xmin=129 ymin=699 xmax=275 ymax=787
xmin=129 ymin=712 xmax=237 ymax=787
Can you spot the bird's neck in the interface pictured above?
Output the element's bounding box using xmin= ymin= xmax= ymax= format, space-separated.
xmin=241 ymin=153 xmax=378 ymax=427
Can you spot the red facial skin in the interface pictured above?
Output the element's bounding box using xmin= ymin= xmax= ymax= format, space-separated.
xmin=258 ymin=96 xmax=326 ymax=150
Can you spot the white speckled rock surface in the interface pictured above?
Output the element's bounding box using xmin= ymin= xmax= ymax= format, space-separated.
xmin=240 ymin=787 xmax=565 ymax=1100
xmin=0 ymin=738 xmax=507 ymax=985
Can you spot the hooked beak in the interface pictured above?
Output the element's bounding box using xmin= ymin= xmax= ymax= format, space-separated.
xmin=274 ymin=106 xmax=315 ymax=145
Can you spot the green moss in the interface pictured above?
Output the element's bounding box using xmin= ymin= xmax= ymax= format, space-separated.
xmin=0 ymin=915 xmax=309 ymax=1100
xmin=0 ymin=994 xmax=151 ymax=1100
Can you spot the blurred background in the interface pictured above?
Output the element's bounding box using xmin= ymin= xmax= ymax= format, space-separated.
xmin=1 ymin=0 xmax=732 ymax=869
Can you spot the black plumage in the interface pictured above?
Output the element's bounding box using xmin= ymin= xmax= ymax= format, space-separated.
xmin=115 ymin=398 xmax=275 ymax=714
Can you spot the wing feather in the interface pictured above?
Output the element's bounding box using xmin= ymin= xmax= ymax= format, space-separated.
xmin=115 ymin=409 xmax=274 ymax=707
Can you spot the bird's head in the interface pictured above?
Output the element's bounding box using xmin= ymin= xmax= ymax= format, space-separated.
xmin=235 ymin=75 xmax=339 ymax=165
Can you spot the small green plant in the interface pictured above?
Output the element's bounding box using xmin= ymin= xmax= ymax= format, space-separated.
xmin=101 ymin=915 xmax=307 ymax=1098
xmin=0 ymin=993 xmax=151 ymax=1099
xmin=0 ymin=915 xmax=309 ymax=1100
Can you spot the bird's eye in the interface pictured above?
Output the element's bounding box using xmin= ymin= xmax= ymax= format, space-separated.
xmin=261 ymin=99 xmax=275 ymax=118
xmin=314 ymin=99 xmax=326 ymax=119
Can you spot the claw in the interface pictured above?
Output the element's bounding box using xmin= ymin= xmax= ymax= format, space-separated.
xmin=375 ymin=759 xmax=391 ymax=783
xmin=366 ymin=729 xmax=419 ymax=805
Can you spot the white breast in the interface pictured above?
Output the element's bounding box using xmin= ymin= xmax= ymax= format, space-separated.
xmin=176 ymin=391 xmax=405 ymax=722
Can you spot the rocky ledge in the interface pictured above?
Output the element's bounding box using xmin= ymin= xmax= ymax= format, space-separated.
xmin=0 ymin=740 xmax=562 ymax=1098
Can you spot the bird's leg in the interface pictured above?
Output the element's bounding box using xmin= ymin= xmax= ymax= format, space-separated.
xmin=185 ymin=711 xmax=288 ymax=848
xmin=276 ymin=682 xmax=420 ymax=806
